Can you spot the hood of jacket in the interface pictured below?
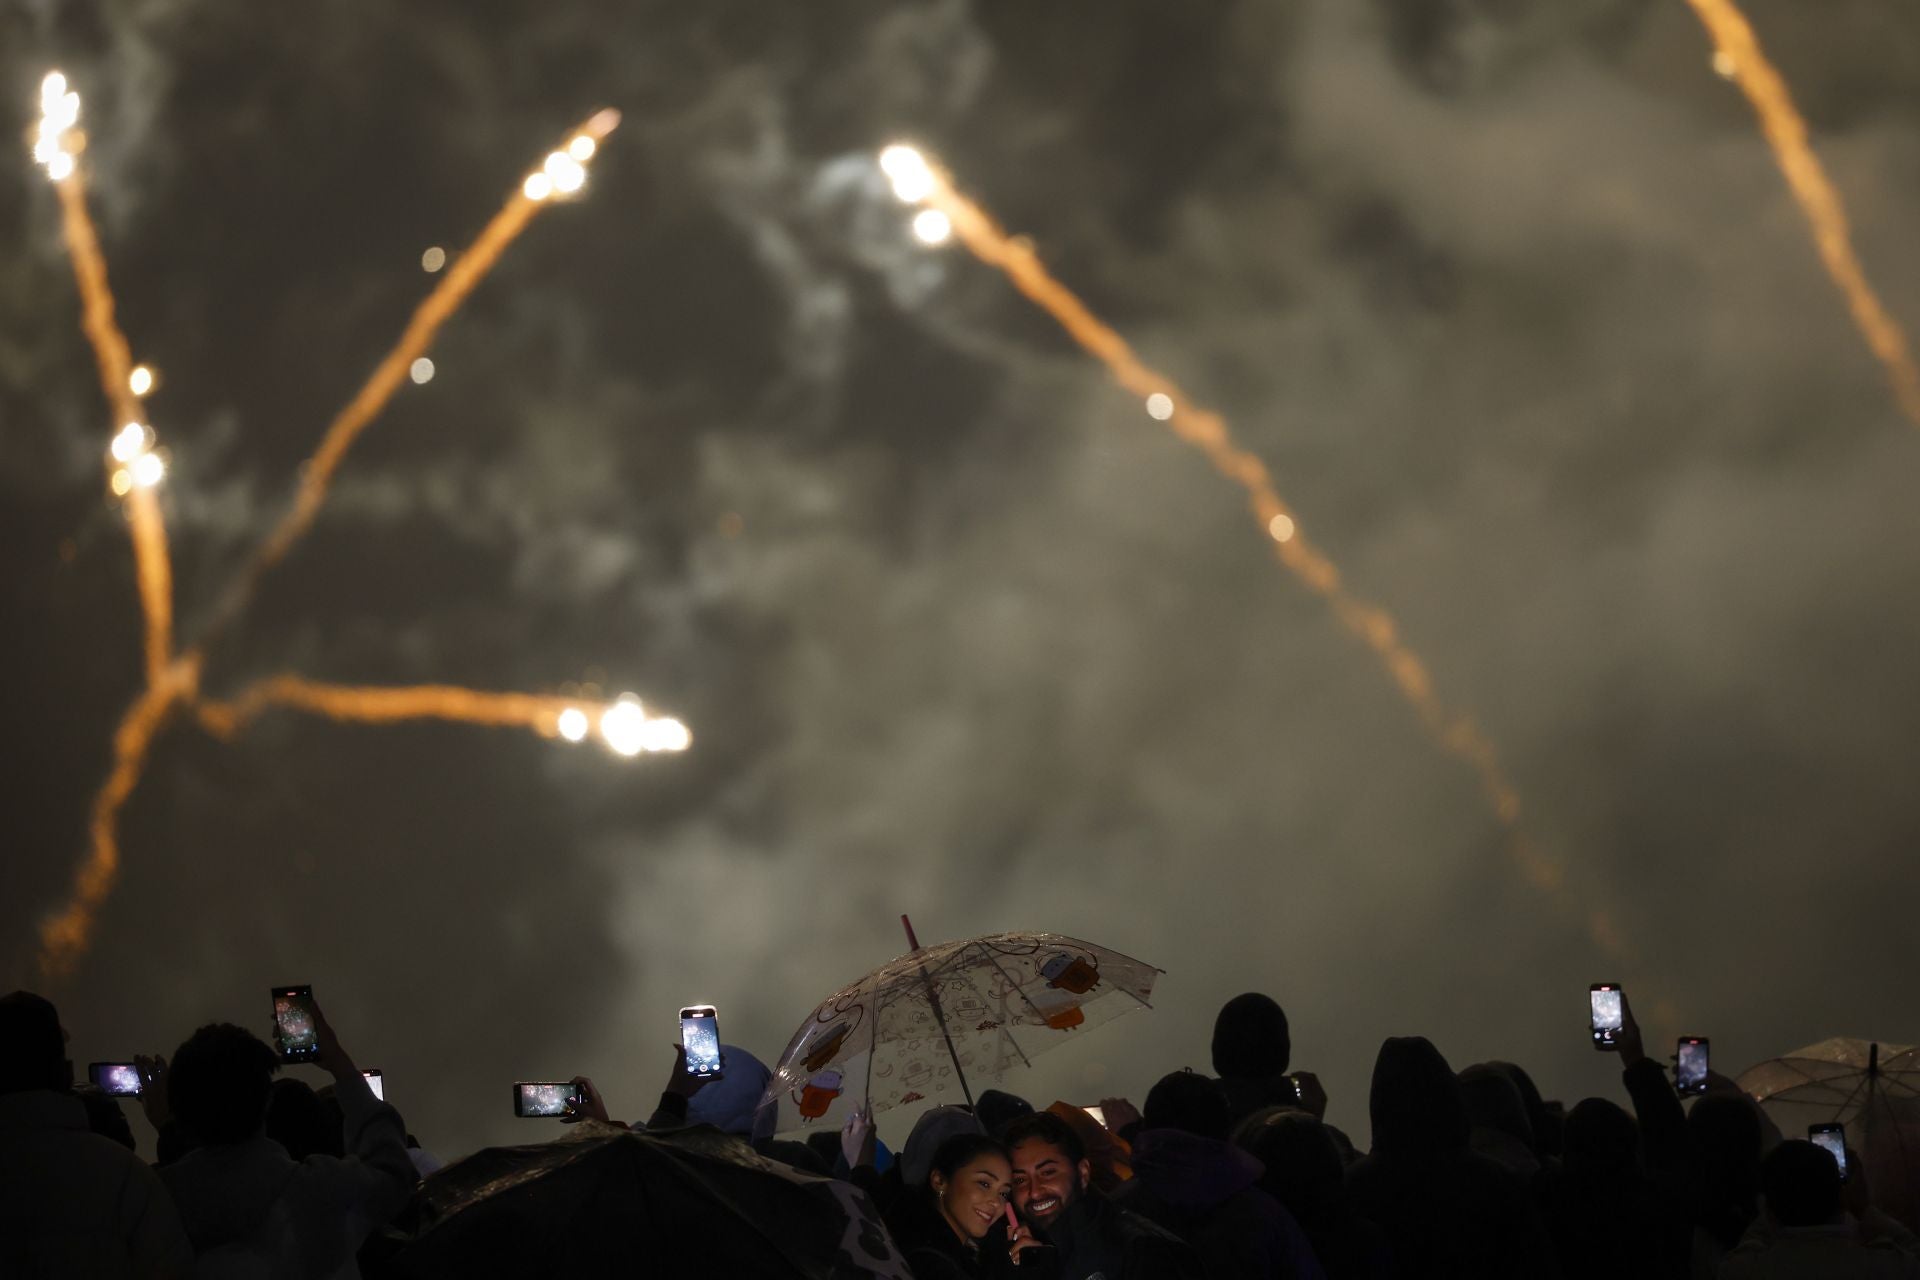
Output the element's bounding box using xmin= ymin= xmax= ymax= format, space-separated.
xmin=1369 ymin=1036 xmax=1470 ymax=1156
xmin=159 ymin=1135 xmax=297 ymax=1250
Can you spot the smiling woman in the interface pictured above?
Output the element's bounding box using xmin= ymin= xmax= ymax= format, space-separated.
xmin=886 ymin=1133 xmax=1014 ymax=1280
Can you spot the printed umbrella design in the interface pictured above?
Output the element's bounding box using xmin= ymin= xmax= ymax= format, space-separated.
xmin=760 ymin=926 xmax=1161 ymax=1134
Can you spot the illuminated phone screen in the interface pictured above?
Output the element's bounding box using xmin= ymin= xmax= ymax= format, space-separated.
xmin=362 ymin=1070 xmax=384 ymax=1102
xmin=272 ymin=986 xmax=320 ymax=1062
xmin=90 ymin=1063 xmax=142 ymax=1096
xmin=1676 ymin=1041 xmax=1709 ymax=1094
xmin=1810 ymin=1126 xmax=1848 ymax=1178
xmin=1589 ymin=985 xmax=1623 ymax=1046
xmin=681 ymin=1011 xmax=722 ymax=1079
xmin=515 ymin=1083 xmax=577 ymax=1117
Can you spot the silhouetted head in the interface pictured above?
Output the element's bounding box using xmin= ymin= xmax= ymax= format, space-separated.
xmin=1369 ymin=1036 xmax=1469 ymax=1154
xmin=975 ymin=1088 xmax=1035 ymax=1138
xmin=0 ymin=991 xmax=68 ymax=1094
xmin=1212 ymin=993 xmax=1290 ymax=1079
xmin=1458 ymin=1063 xmax=1534 ymax=1148
xmin=1144 ymin=1069 xmax=1231 ymax=1141
xmin=1763 ymin=1139 xmax=1843 ymax=1228
xmin=169 ymin=1023 xmax=279 ymax=1146
xmin=1563 ymin=1097 xmax=1638 ymax=1178
xmin=73 ymin=1082 xmax=135 ymax=1149
xmin=1234 ymin=1106 xmax=1345 ymax=1220
xmin=1480 ymin=1060 xmax=1551 ymax=1147
xmin=266 ymin=1077 xmax=343 ymax=1160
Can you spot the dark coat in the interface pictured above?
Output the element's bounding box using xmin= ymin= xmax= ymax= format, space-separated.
xmin=1114 ymin=1128 xmax=1327 ymax=1279
xmin=1344 ymin=1037 xmax=1557 ymax=1280
xmin=1037 ymin=1191 xmax=1206 ymax=1280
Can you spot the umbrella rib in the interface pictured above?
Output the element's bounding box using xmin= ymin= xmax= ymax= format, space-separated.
xmin=976 ymin=944 xmax=1055 ymax=1025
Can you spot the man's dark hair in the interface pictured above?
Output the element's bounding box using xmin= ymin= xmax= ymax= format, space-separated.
xmin=975 ymin=1088 xmax=1035 ymax=1138
xmin=1002 ymin=1110 xmax=1087 ymax=1166
xmin=1144 ymin=1069 xmax=1231 ymax=1141
xmin=0 ymin=990 xmax=67 ymax=1094
xmin=1211 ymin=993 xmax=1290 ymax=1079
xmin=1763 ymin=1139 xmax=1843 ymax=1228
xmin=169 ymin=1022 xmax=279 ymax=1145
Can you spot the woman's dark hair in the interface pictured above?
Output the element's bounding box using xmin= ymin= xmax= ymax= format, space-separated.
xmin=169 ymin=1022 xmax=280 ymax=1145
xmin=928 ymin=1132 xmax=1010 ymax=1184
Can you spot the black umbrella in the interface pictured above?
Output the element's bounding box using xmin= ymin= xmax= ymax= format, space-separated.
xmin=370 ymin=1122 xmax=910 ymax=1278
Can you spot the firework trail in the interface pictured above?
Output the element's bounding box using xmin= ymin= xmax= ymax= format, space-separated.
xmin=51 ymin=155 xmax=177 ymax=684
xmin=38 ymin=662 xmax=197 ymax=976
xmin=198 ymin=109 xmax=624 ymax=652
xmin=193 ymin=676 xmax=690 ymax=755
xmin=1683 ymin=0 xmax=1920 ymax=429
xmin=29 ymin=84 xmax=666 ymax=977
xmin=883 ymin=147 xmax=1605 ymax=943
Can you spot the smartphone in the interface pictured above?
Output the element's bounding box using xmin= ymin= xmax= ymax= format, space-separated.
xmin=680 ymin=1005 xmax=723 ymax=1080
xmin=271 ymin=985 xmax=321 ymax=1063
xmin=514 ymin=1082 xmax=583 ymax=1118
xmin=1589 ymin=983 xmax=1625 ymax=1051
xmin=1675 ymin=1038 xmax=1709 ymax=1096
xmin=1810 ymin=1123 xmax=1850 ymax=1180
xmin=1084 ymin=1105 xmax=1108 ymax=1129
xmin=89 ymin=1062 xmax=143 ymax=1096
xmin=362 ymin=1069 xmax=384 ymax=1102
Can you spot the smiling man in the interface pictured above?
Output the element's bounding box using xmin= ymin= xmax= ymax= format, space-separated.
xmin=1005 ymin=1111 xmax=1202 ymax=1280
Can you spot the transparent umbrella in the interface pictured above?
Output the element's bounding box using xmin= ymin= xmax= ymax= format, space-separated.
xmin=758 ymin=919 xmax=1162 ymax=1134
xmin=1738 ymin=1038 xmax=1920 ymax=1231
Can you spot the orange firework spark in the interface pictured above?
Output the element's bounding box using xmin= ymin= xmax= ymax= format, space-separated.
xmin=31 ymin=83 xmax=670 ymax=977
xmin=882 ymin=147 xmax=1608 ymax=945
xmin=1683 ymin=0 xmax=1920 ymax=429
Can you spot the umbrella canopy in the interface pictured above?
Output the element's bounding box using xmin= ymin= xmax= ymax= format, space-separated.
xmin=1738 ymin=1037 xmax=1920 ymax=1232
xmin=369 ymin=1122 xmax=910 ymax=1278
xmin=761 ymin=931 xmax=1161 ymax=1133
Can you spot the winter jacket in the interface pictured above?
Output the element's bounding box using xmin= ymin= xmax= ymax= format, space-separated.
xmin=158 ymin=1069 xmax=415 ymax=1279
xmin=1719 ymin=1219 xmax=1920 ymax=1279
xmin=0 ymin=1089 xmax=193 ymax=1278
xmin=1036 ymin=1191 xmax=1205 ymax=1280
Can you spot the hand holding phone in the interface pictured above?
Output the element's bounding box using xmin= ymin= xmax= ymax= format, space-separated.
xmin=1674 ymin=1038 xmax=1709 ymax=1096
xmin=679 ymin=1005 xmax=723 ymax=1080
xmin=1589 ymin=983 xmax=1625 ymax=1052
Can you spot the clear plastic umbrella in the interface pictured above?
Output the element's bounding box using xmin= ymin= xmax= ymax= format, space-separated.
xmin=758 ymin=922 xmax=1161 ymax=1134
xmin=1738 ymin=1038 xmax=1920 ymax=1231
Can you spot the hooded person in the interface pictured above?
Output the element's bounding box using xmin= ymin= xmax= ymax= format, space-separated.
xmin=1213 ymin=994 xmax=1298 ymax=1125
xmin=1457 ymin=1064 xmax=1539 ymax=1178
xmin=1344 ymin=1036 xmax=1554 ymax=1279
xmin=0 ymin=991 xmax=193 ymax=1278
xmin=1111 ymin=1071 xmax=1327 ymax=1279
xmin=1235 ymin=1108 xmax=1395 ymax=1280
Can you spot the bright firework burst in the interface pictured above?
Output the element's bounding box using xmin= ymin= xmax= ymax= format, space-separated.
xmin=30 ymin=79 xmax=683 ymax=977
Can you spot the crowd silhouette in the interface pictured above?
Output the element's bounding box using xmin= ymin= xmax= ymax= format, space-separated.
xmin=3 ymin=981 xmax=1915 ymax=1278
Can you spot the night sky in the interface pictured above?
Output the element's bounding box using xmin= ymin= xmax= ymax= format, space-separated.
xmin=5 ymin=0 xmax=1919 ymax=1159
